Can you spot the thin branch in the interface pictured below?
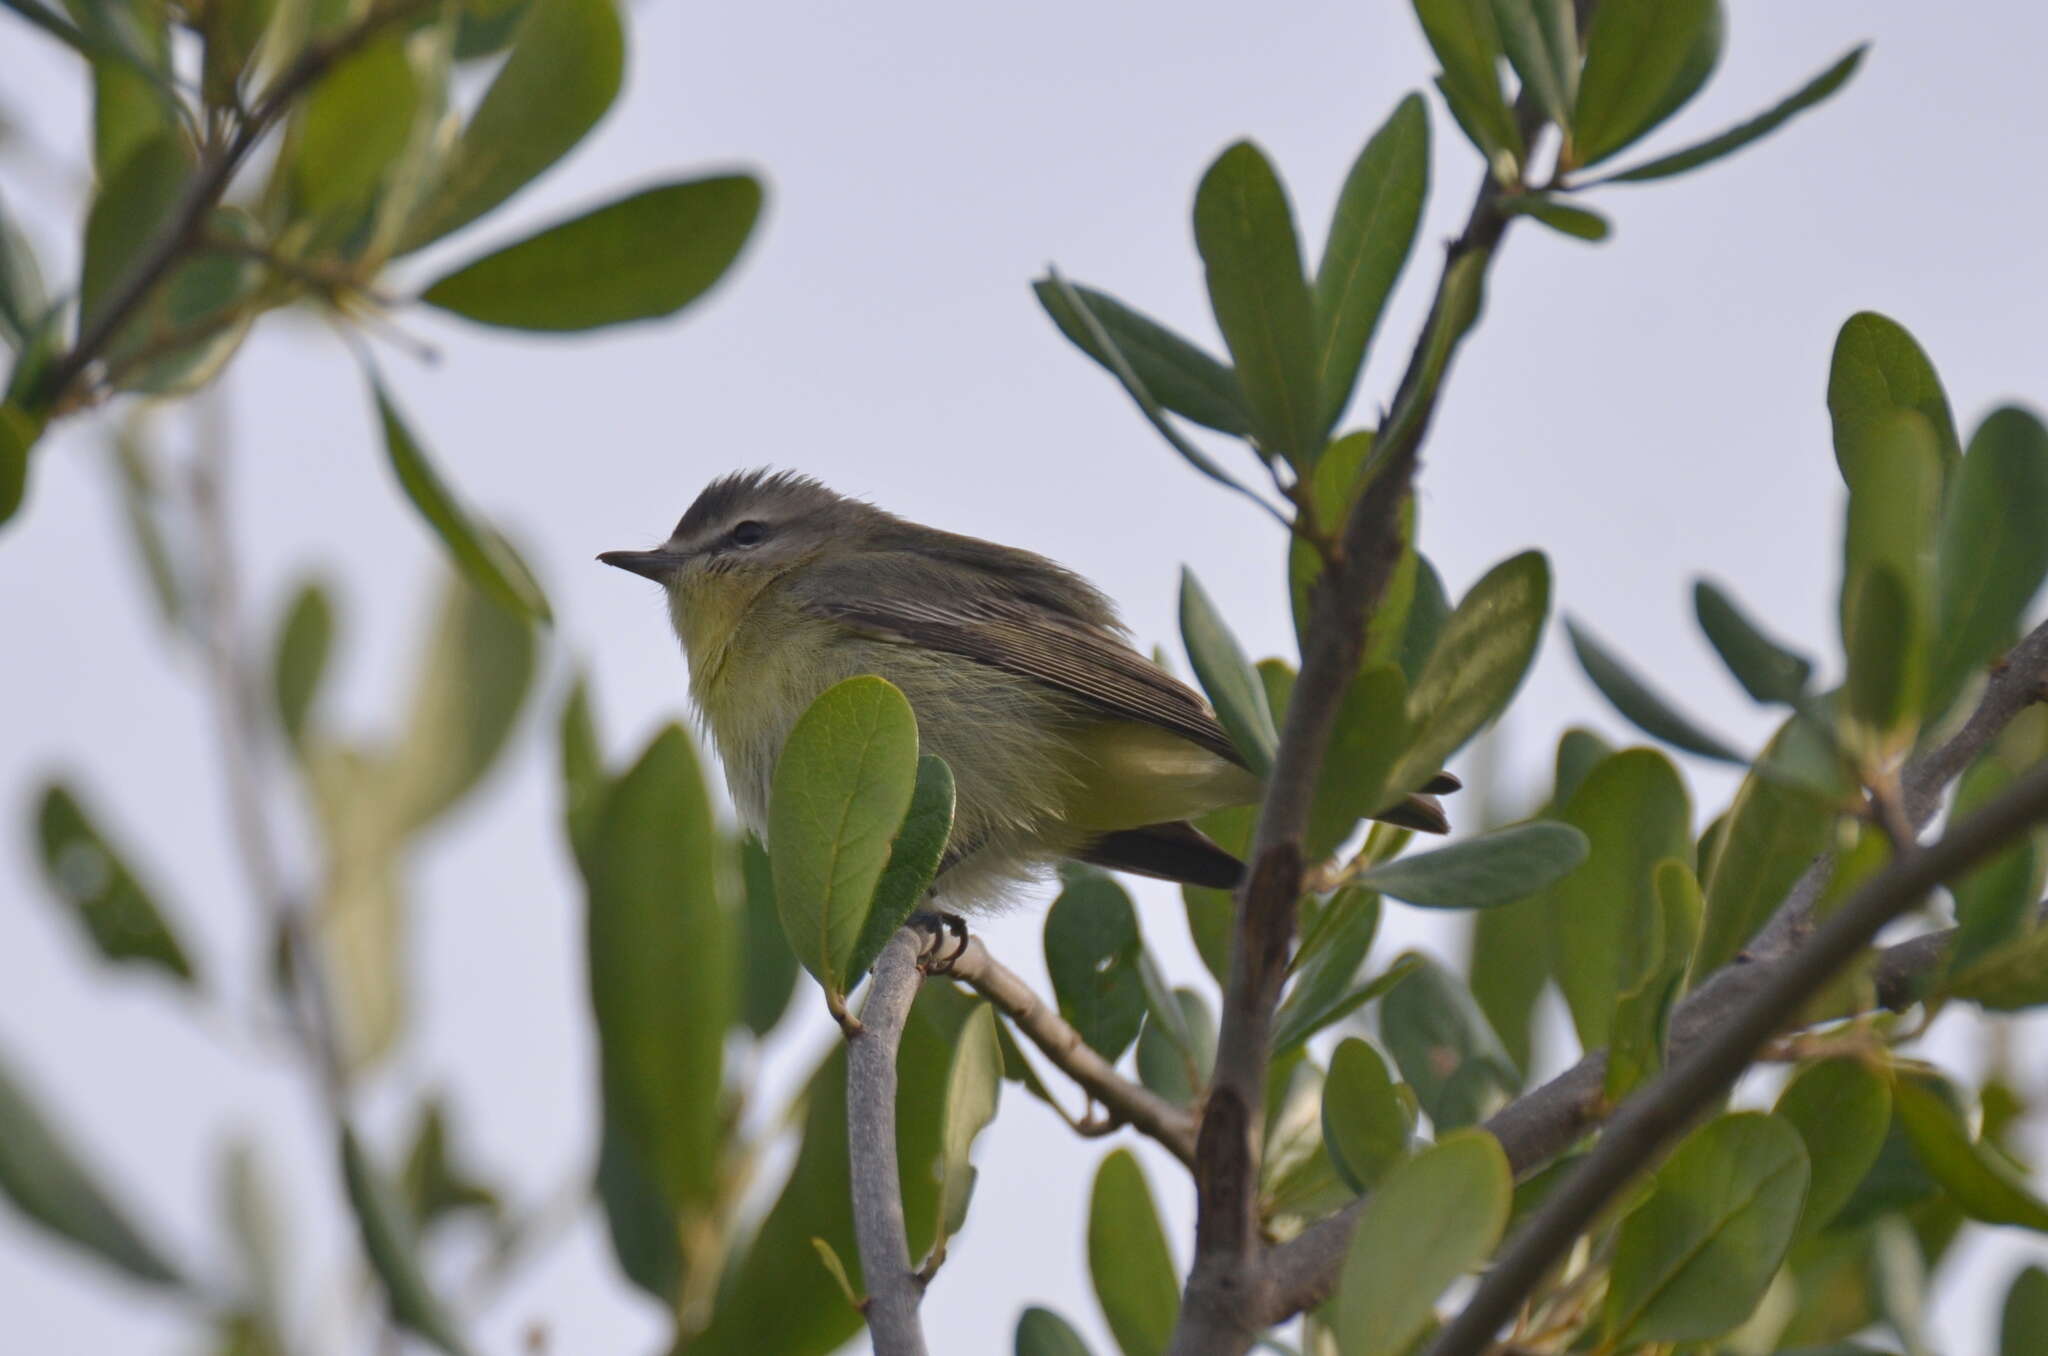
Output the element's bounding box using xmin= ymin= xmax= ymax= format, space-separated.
xmin=39 ymin=0 xmax=440 ymax=412
xmin=847 ymin=928 xmax=933 ymax=1356
xmin=1422 ymin=755 xmax=2048 ymax=1356
xmin=946 ymin=938 xmax=1199 ymax=1165
xmin=1752 ymin=615 xmax=2048 ymax=957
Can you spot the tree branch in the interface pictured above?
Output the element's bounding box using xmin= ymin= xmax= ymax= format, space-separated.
xmin=1421 ymin=755 xmax=2048 ymax=1356
xmin=946 ymin=938 xmax=1198 ymax=1165
xmin=847 ymin=927 xmax=932 ymax=1356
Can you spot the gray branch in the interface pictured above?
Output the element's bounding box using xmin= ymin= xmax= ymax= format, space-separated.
xmin=846 ymin=927 xmax=932 ymax=1356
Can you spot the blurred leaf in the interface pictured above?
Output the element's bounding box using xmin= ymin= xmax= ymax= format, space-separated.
xmin=1843 ymin=562 xmax=1917 ymax=737
xmin=1944 ymin=755 xmax=2039 ymax=972
xmin=0 ymin=189 xmax=49 ymax=352
xmin=1381 ymin=952 xmax=1517 ymax=1129
xmin=1313 ymin=94 xmax=1428 ymax=432
xmin=1262 ymin=1056 xmax=1351 ymax=1230
xmin=1290 ymin=438 xmax=1414 ymax=657
xmin=1604 ymin=858 xmax=1699 ymax=1099
xmin=388 ymin=570 xmax=536 ymax=828
xmin=1385 ymin=550 xmax=1549 ymax=796
xmin=1927 ymin=407 xmax=2048 ymax=719
xmin=34 ymin=781 xmax=195 ymax=982
xmin=1017 ymin=1307 xmax=1096 ymax=1356
xmin=1321 ymin=1036 xmax=1412 ymax=1193
xmin=271 ymin=579 xmax=334 ymax=747
xmin=1334 ymin=1129 xmax=1510 ymax=1356
xmin=293 ymin=36 xmax=417 ymax=218
xmin=1087 ymin=1149 xmax=1179 ymax=1356
xmin=375 ymin=380 xmax=553 ymax=623
xmin=1399 ymin=554 xmax=1452 ymax=684
xmin=1893 ymin=1077 xmax=2048 ymax=1231
xmin=1410 ymin=0 xmax=1522 ymax=169
xmin=1180 ymin=568 xmax=1279 ymax=775
xmin=2006 ymin=1267 xmax=2048 ymax=1356
xmin=0 ymin=1047 xmax=181 ymax=1286
xmin=1183 ymin=804 xmax=1252 ymax=984
xmin=1600 ymin=46 xmax=1866 ymax=183
xmin=340 ymin=1126 xmax=469 ymax=1355
xmin=1501 ymin=194 xmax=1611 ymax=241
xmin=1545 ymin=747 xmax=1691 ymax=1048
xmin=849 ymin=753 xmax=955 ymax=980
xmin=1493 ymin=0 xmax=1578 ymax=127
xmin=75 ymin=2 xmax=177 ymax=185
xmin=1045 ymin=866 xmax=1148 ymax=1061
xmin=1572 ymin=0 xmax=1723 ymax=168
xmin=79 ymin=132 xmax=192 ymax=339
xmin=200 ymin=0 xmax=276 ymax=105
xmin=1607 ymin=1112 xmax=1810 ymax=1344
xmin=557 ymin=675 xmax=606 ymax=869
xmin=1695 ymin=730 xmax=1840 ymax=974
xmin=1827 ymin=312 xmax=1961 ymax=488
xmin=1775 ymin=1059 xmax=1891 ymax=1238
xmin=1943 ymin=924 xmax=2048 ymax=1011
xmin=1307 ymin=663 xmax=1412 ymax=860
xmin=1272 ymin=888 xmax=1382 ymax=1056
xmin=1192 ymin=140 xmax=1323 ymax=466
xmin=400 ymin=1098 xmax=500 ymax=1229
xmin=586 ymin=727 xmax=735 ymax=1223
xmin=1565 ymin=617 xmax=1744 ymax=762
xmin=737 ymin=834 xmax=798 ymax=1036
xmin=1356 ymin=821 xmax=1587 ymax=910
xmin=1694 ymin=579 xmax=1813 ymax=705
xmin=218 ymin=1139 xmax=286 ymax=1349
xmin=402 ymin=0 xmax=624 ymax=249
xmin=423 ymin=176 xmax=761 ymax=331
xmin=1137 ymin=987 xmax=1214 ymax=1106
xmin=1033 ymin=279 xmax=1251 ymax=435
xmin=933 ymin=1003 xmax=1002 ymax=1246
xmin=107 ymin=207 xmax=262 ymax=397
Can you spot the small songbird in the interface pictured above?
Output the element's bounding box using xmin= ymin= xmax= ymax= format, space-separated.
xmin=601 ymin=470 xmax=1449 ymax=911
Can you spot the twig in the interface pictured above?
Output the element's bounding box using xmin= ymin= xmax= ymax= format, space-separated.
xmin=38 ymin=0 xmax=441 ymax=412
xmin=846 ymin=928 xmax=933 ymax=1356
xmin=946 ymin=938 xmax=1199 ymax=1165
xmin=1421 ymin=756 xmax=2048 ymax=1356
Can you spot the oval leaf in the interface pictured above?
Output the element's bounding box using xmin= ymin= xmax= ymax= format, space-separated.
xmin=1928 ymin=407 xmax=2048 ymax=720
xmin=1033 ymin=278 xmax=1251 ymax=435
xmin=1693 ymin=578 xmax=1813 ymax=705
xmin=1893 ymin=1076 xmax=2048 ymax=1231
xmin=933 ymin=1003 xmax=1002 ymax=1242
xmin=1087 ymin=1149 xmax=1179 ymax=1356
xmin=1410 ymin=0 xmax=1522 ymax=167
xmin=1017 ymin=1306 xmax=1096 ymax=1356
xmin=35 ymin=782 xmax=195 ymax=982
xmin=1827 ymin=311 xmax=1961 ymax=488
xmin=1380 ymin=952 xmax=1517 ymax=1129
xmin=1774 ymin=1057 xmax=1891 ymax=1237
xmin=1356 ymin=820 xmax=1588 ymax=910
xmin=1321 ymin=1036 xmax=1412 ymax=1193
xmin=1179 ymin=567 xmax=1278 ymax=775
xmin=847 ymin=753 xmax=956 ymax=980
xmin=271 ymin=578 xmax=335 ymax=746
xmin=1573 ymin=0 xmax=1723 ymax=168
xmin=1044 ymin=867 xmax=1148 ymax=1061
xmin=1695 ymin=731 xmax=1840 ymax=974
xmin=1565 ymin=617 xmax=1744 ymax=762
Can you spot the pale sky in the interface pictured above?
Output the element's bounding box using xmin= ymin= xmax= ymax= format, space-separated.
xmin=3 ymin=2 xmax=2046 ymax=1353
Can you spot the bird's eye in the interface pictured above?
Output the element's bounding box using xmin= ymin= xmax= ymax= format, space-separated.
xmin=729 ymin=520 xmax=768 ymax=548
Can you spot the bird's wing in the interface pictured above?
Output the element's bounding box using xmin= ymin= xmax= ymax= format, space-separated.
xmin=789 ymin=555 xmax=1244 ymax=766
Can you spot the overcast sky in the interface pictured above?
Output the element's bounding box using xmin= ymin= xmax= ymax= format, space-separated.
xmin=4 ymin=1 xmax=2047 ymax=1353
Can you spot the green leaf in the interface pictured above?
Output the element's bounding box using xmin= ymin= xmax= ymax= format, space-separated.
xmin=1544 ymin=748 xmax=1692 ymax=1048
xmin=200 ymin=0 xmax=276 ymax=105
xmin=1381 ymin=952 xmax=1517 ymax=1129
xmin=79 ymin=132 xmax=192 ymax=339
xmin=1137 ymin=986 xmax=1214 ymax=1106
xmin=1600 ymin=46 xmax=1866 ymax=183
xmin=1565 ymin=617 xmax=1744 ymax=762
xmin=0 ymin=188 xmax=49 ymax=352
xmin=1949 ymin=755 xmax=2040 ymax=970
xmin=402 ymin=0 xmax=624 ymax=249
xmin=769 ymin=676 xmax=920 ymax=1004
xmin=1501 ymin=194 xmax=1611 ymax=241
xmin=933 ymin=1003 xmax=1002 ymax=1245
xmin=1410 ymin=0 xmax=1522 ymax=170
xmin=1604 ymin=858 xmax=1700 ymax=1098
xmin=1827 ymin=312 xmax=1962 ymax=488
xmin=422 ymin=176 xmax=761 ymax=332
xmin=271 ymin=579 xmax=334 ymax=747
xmin=1321 ymin=1037 xmax=1413 ymax=1193
xmin=1017 ymin=1307 xmax=1096 ymax=1356
xmin=736 ymin=834 xmax=799 ymax=1036
xmin=1893 ymin=1077 xmax=2048 ymax=1231
xmin=293 ymin=36 xmax=418 ymax=218
xmin=1087 ymin=1149 xmax=1179 ymax=1356
xmin=1694 ymin=579 xmax=1813 ymax=705
xmin=1032 ymin=279 xmax=1251 ymax=435
xmin=1843 ymin=562 xmax=1917 ymax=737
xmin=1356 ymin=821 xmax=1588 ymax=910
xmin=1307 ymin=663 xmax=1413 ymax=860
xmin=1399 ymin=554 xmax=1452 ymax=684
xmin=1492 ymin=0 xmax=1578 ymax=129
xmin=387 ymin=571 xmax=536 ymax=829
xmin=1774 ymin=1058 xmax=1891 ymax=1237
xmin=1291 ymin=438 xmax=1417 ymax=657
xmin=1572 ymin=0 xmax=1723 ymax=168
xmin=399 ymin=1099 xmax=500 ymax=1231
xmin=585 ymin=726 xmax=735 ymax=1220
xmin=1386 ymin=550 xmax=1550 ymax=795
xmin=1695 ymin=728 xmax=1841 ymax=974
xmin=1334 ymin=1129 xmax=1511 ymax=1356
xmin=2005 ymin=1267 xmax=2048 ymax=1356
xmin=1313 ymin=94 xmax=1429 ymax=433
xmin=1272 ymin=888 xmax=1382 ymax=1056
xmin=35 ymin=781 xmax=195 ymax=982
xmin=1192 ymin=140 xmax=1324 ymax=466
xmin=848 ymin=754 xmax=956 ymax=980
xmin=1180 ymin=568 xmax=1279 ymax=775
xmin=340 ymin=1127 xmax=469 ymax=1355
xmin=374 ymin=380 xmax=552 ymax=623
xmin=0 ymin=1047 xmax=181 ymax=1286
xmin=106 ymin=206 xmax=262 ymax=397
xmin=1607 ymin=1112 xmax=1810 ymax=1344
xmin=1045 ymin=867 xmax=1148 ymax=1061
xmin=1944 ymin=924 xmax=2048 ymax=1011
xmin=1927 ymin=407 xmax=2048 ymax=720
xmin=557 ymin=675 xmax=606 ymax=870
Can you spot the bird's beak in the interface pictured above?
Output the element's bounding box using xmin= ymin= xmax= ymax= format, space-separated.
xmin=598 ymin=549 xmax=689 ymax=581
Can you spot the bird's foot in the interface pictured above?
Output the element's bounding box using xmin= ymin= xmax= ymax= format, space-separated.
xmin=911 ymin=909 xmax=970 ymax=974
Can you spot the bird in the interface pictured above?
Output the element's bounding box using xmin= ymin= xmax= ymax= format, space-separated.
xmin=600 ymin=470 xmax=1451 ymax=912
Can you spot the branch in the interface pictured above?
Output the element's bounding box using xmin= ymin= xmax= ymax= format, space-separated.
xmin=946 ymin=938 xmax=1198 ymax=1165
xmin=38 ymin=0 xmax=439 ymax=411
xmin=1422 ymin=755 xmax=2048 ymax=1356
xmin=1752 ymin=615 xmax=2048 ymax=957
xmin=847 ymin=928 xmax=933 ymax=1356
